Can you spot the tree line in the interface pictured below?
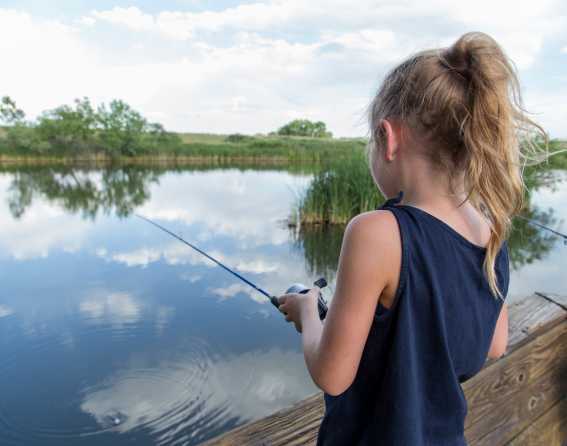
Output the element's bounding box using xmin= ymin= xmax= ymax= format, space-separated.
xmin=0 ymin=96 xmax=335 ymax=157
xmin=0 ymin=96 xmax=181 ymax=156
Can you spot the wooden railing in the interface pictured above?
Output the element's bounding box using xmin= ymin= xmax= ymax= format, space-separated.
xmin=201 ymin=292 xmax=567 ymax=446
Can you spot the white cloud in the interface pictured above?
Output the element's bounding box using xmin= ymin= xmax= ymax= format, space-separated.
xmin=108 ymin=247 xmax=163 ymax=267
xmin=0 ymin=305 xmax=14 ymax=318
xmin=80 ymin=347 xmax=317 ymax=438
xmin=180 ymin=272 xmax=203 ymax=283
xmin=1 ymin=3 xmax=566 ymax=137
xmin=0 ymin=176 xmax=91 ymax=260
xmin=78 ymin=16 xmax=96 ymax=27
xmin=0 ymin=9 xmax=95 ymax=118
xmin=209 ymin=282 xmax=265 ymax=303
xmin=79 ymin=293 xmax=142 ymax=326
xmin=90 ymin=7 xmax=155 ymax=32
xmin=523 ymin=87 xmax=567 ymax=141
xmin=562 ymin=46 xmax=567 ymax=54
xmin=155 ymin=306 xmax=174 ymax=335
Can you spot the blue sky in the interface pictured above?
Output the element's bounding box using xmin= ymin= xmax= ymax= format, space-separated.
xmin=0 ymin=1 xmax=566 ymax=138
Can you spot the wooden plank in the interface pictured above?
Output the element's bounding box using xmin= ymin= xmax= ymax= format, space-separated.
xmin=463 ymin=319 xmax=567 ymax=445
xmin=505 ymin=398 xmax=567 ymax=446
xmin=535 ymin=292 xmax=567 ymax=312
xmin=463 ymin=303 xmax=566 ymax=429
xmin=506 ymin=293 xmax=566 ymax=347
xmin=201 ymin=392 xmax=325 ymax=446
xmin=200 ymin=293 xmax=566 ymax=446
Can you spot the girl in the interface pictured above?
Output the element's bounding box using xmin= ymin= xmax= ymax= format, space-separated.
xmin=277 ymin=31 xmax=549 ymax=445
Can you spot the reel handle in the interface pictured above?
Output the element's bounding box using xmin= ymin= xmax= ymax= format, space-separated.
xmin=271 ymin=277 xmax=329 ymax=321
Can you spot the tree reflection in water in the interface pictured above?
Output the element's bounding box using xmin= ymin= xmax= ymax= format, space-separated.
xmin=290 ymin=168 xmax=565 ymax=281
xmin=6 ymin=166 xmax=160 ymax=219
xmin=3 ymin=163 xmax=315 ymax=220
xmin=2 ymin=164 xmax=564 ymax=274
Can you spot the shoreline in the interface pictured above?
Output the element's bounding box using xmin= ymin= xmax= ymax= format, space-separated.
xmin=0 ymin=154 xmax=308 ymax=167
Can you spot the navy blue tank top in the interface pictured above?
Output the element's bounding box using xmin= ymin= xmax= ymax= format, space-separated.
xmin=316 ymin=190 xmax=510 ymax=446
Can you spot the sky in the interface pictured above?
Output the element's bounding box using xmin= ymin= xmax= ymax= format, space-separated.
xmin=0 ymin=1 xmax=565 ymax=138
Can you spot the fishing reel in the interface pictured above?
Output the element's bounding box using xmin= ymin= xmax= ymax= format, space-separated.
xmin=270 ymin=277 xmax=329 ymax=321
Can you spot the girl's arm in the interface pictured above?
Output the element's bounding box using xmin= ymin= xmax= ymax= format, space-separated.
xmin=487 ymin=303 xmax=508 ymax=359
xmin=278 ymin=210 xmax=400 ymax=396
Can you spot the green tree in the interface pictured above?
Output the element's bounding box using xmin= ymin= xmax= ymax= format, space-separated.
xmin=95 ymin=99 xmax=148 ymax=156
xmin=1 ymin=96 xmax=46 ymax=154
xmin=0 ymin=96 xmax=25 ymax=124
xmin=276 ymin=119 xmax=333 ymax=138
xmin=36 ymin=97 xmax=97 ymax=152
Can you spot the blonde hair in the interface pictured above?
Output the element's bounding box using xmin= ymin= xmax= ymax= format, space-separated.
xmin=366 ymin=31 xmax=555 ymax=301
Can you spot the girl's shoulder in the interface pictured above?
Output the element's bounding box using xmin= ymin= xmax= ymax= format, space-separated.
xmin=349 ymin=209 xmax=402 ymax=252
xmin=348 ymin=210 xmax=402 ymax=308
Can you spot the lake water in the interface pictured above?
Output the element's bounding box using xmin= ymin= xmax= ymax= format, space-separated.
xmin=0 ymin=165 xmax=565 ymax=445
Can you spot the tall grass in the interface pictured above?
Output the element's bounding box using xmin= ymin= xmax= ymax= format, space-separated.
xmin=292 ymin=148 xmax=384 ymax=225
xmin=0 ymin=134 xmax=365 ymax=163
xmin=292 ymin=137 xmax=567 ymax=225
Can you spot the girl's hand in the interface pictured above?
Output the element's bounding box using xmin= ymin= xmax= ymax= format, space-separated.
xmin=277 ymin=286 xmax=320 ymax=333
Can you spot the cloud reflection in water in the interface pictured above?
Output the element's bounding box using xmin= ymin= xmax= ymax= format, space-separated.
xmin=80 ymin=345 xmax=317 ymax=444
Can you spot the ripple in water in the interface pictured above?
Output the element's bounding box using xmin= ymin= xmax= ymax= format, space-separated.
xmin=0 ymin=325 xmax=315 ymax=446
xmin=79 ymin=343 xmax=315 ymax=445
xmin=80 ymin=337 xmax=220 ymax=445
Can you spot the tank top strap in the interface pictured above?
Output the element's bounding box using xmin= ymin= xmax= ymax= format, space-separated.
xmin=374 ymin=190 xmax=409 ymax=316
xmin=378 ymin=190 xmax=405 ymax=210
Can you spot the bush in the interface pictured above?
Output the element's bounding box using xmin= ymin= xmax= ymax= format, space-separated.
xmin=276 ymin=119 xmax=333 ymax=138
xmin=225 ymin=133 xmax=254 ymax=143
xmin=0 ymin=96 xmax=183 ymax=157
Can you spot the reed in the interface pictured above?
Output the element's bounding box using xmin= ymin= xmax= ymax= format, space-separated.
xmin=292 ymin=137 xmax=567 ymax=225
xmin=291 ymin=149 xmax=384 ymax=225
xmin=0 ymin=129 xmax=367 ymax=162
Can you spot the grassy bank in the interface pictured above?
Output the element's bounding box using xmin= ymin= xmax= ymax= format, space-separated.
xmin=0 ymin=131 xmax=367 ymax=165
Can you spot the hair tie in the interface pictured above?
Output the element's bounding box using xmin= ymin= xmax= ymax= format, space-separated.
xmin=439 ymin=56 xmax=469 ymax=82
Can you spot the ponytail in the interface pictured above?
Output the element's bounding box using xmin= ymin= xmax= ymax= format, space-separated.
xmin=367 ymin=31 xmax=554 ymax=301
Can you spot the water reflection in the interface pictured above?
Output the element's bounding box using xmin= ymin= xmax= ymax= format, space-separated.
xmin=80 ymin=346 xmax=314 ymax=445
xmin=0 ymin=165 xmax=564 ymax=445
xmin=0 ymin=166 xmax=319 ymax=445
xmin=79 ymin=292 xmax=143 ymax=327
xmin=508 ymin=206 xmax=559 ymax=268
xmin=2 ymin=163 xmax=315 ymax=221
xmin=0 ymin=305 xmax=14 ymax=318
xmin=3 ymin=164 xmax=564 ymax=275
xmin=290 ymin=175 xmax=566 ymax=287
xmin=6 ymin=166 xmax=160 ymax=219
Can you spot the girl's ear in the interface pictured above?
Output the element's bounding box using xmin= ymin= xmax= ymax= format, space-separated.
xmin=380 ymin=118 xmax=399 ymax=162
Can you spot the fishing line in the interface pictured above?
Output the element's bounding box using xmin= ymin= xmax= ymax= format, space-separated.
xmin=136 ymin=210 xmax=563 ymax=322
xmin=136 ymin=214 xmax=279 ymax=305
xmin=136 ymin=214 xmax=329 ymax=320
xmin=515 ymin=215 xmax=567 ymax=245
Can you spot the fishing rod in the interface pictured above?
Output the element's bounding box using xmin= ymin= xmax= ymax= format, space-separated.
xmin=136 ymin=214 xmax=329 ymax=320
xmin=515 ymin=215 xmax=567 ymax=245
xmin=136 ymin=210 xmax=564 ymax=321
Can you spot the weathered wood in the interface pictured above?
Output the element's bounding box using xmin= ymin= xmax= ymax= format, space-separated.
xmin=505 ymin=398 xmax=567 ymax=446
xmin=463 ymin=317 xmax=566 ymax=444
xmin=535 ymin=291 xmax=567 ymax=312
xmin=202 ymin=392 xmax=325 ymax=446
xmin=506 ymin=291 xmax=566 ymax=347
xmin=201 ymin=293 xmax=567 ymax=446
